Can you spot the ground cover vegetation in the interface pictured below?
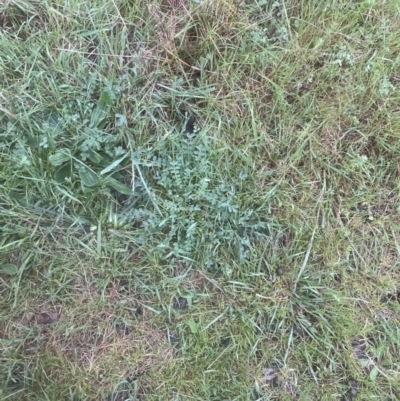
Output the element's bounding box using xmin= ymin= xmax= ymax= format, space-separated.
xmin=1 ymin=0 xmax=400 ymax=399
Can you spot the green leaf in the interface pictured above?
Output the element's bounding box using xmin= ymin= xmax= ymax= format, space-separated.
xmin=90 ymin=90 xmax=113 ymax=128
xmin=369 ymin=366 xmax=379 ymax=381
xmin=55 ymin=162 xmax=73 ymax=183
xmin=187 ymin=319 xmax=198 ymax=334
xmin=25 ymin=137 xmax=41 ymax=148
xmin=79 ymin=167 xmax=98 ymax=187
xmin=46 ymin=110 xmax=61 ymax=128
xmin=86 ymin=149 xmax=103 ymax=165
xmin=100 ymin=153 xmax=128 ymax=175
xmin=96 ymin=152 xmax=114 ymax=167
xmin=115 ymin=113 xmax=127 ymax=127
xmin=107 ymin=177 xmax=133 ymax=195
xmin=49 ymin=150 xmax=70 ymax=166
xmin=1 ymin=263 xmax=18 ymax=275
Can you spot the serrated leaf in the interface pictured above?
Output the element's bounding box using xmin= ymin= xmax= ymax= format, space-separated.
xmin=79 ymin=167 xmax=98 ymax=187
xmin=187 ymin=319 xmax=198 ymax=334
xmin=107 ymin=177 xmax=133 ymax=195
xmin=1 ymin=263 xmax=18 ymax=275
xmin=49 ymin=151 xmax=70 ymax=166
xmin=55 ymin=162 xmax=72 ymax=183
xmin=100 ymin=153 xmax=128 ymax=175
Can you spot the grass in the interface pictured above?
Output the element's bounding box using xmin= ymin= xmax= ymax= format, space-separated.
xmin=1 ymin=0 xmax=400 ymax=399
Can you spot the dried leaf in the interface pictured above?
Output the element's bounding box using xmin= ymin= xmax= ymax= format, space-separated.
xmin=264 ymin=367 xmax=277 ymax=381
xmin=26 ymin=312 xmax=35 ymax=322
xmin=35 ymin=312 xmax=59 ymax=324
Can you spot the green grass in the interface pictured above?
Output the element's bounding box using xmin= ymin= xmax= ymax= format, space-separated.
xmin=1 ymin=0 xmax=400 ymax=399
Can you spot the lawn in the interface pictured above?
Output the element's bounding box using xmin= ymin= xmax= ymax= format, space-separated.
xmin=1 ymin=0 xmax=400 ymax=400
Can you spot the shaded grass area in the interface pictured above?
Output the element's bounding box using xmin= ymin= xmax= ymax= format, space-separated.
xmin=1 ymin=0 xmax=400 ymax=399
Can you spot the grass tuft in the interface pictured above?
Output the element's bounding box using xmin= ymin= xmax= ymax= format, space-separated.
xmin=1 ymin=0 xmax=400 ymax=399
